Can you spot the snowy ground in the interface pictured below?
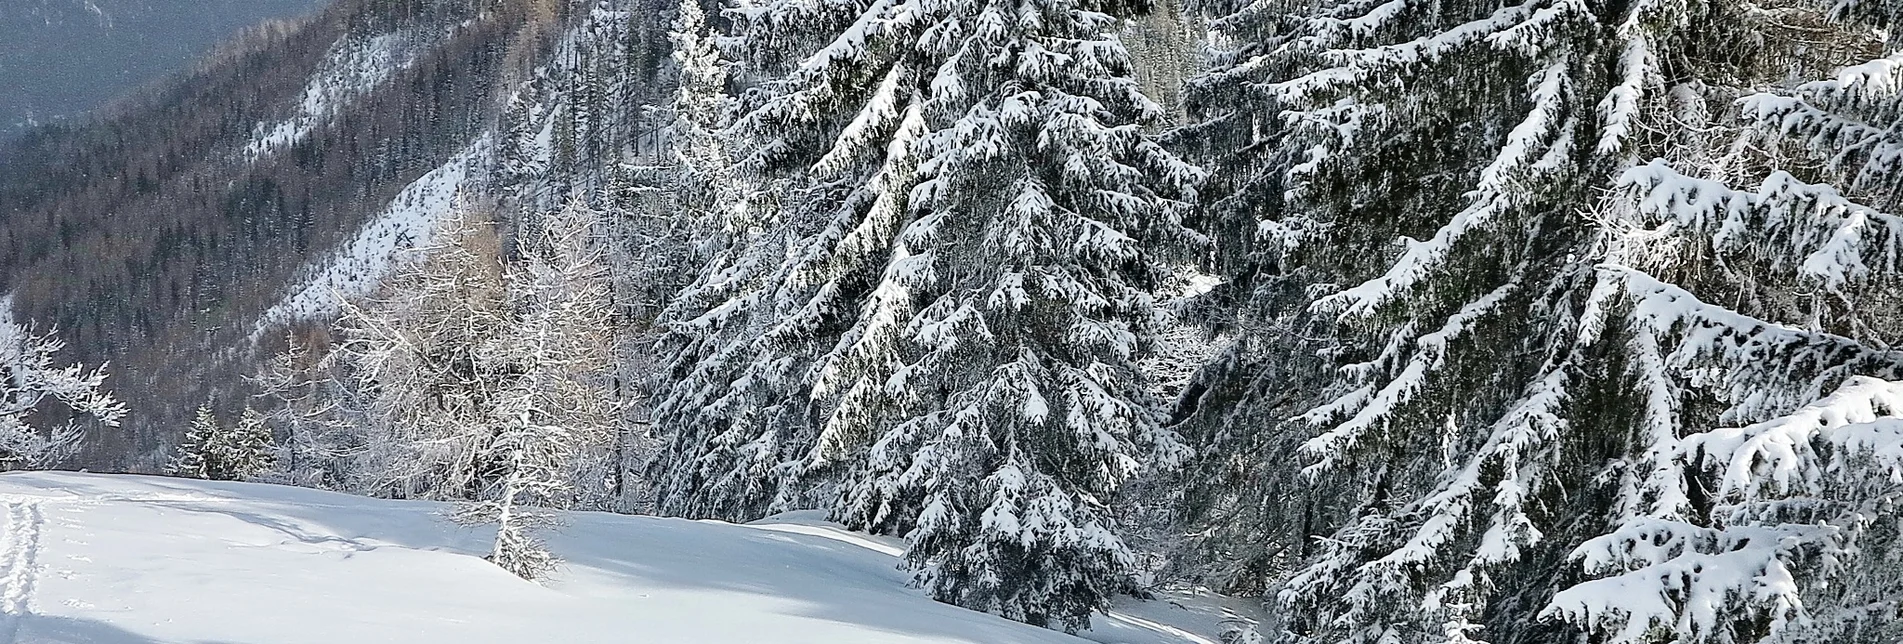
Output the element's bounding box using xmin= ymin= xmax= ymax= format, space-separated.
xmin=0 ymin=472 xmax=1258 ymax=643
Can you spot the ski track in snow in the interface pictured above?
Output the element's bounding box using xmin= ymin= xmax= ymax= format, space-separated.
xmin=1102 ymin=611 xmax=1219 ymax=644
xmin=0 ymin=499 xmax=43 ymax=643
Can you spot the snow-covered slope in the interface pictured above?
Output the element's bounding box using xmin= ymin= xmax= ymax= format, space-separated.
xmin=0 ymin=473 xmax=1240 ymax=643
xmin=250 ymin=137 xmax=492 ymax=342
xmin=244 ymin=32 xmax=421 ymax=158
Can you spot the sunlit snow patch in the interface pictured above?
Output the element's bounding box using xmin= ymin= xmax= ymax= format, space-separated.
xmin=0 ymin=473 xmax=1241 ymax=644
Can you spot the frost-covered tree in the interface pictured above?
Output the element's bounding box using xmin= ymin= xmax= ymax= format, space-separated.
xmin=252 ymin=335 xmax=362 ymax=490
xmin=259 ymin=192 xmax=624 ymax=576
xmin=0 ymin=302 xmax=128 ymax=470
xmin=333 ymin=205 xmax=513 ymax=500
xmin=172 ymin=405 xmax=275 ymax=482
xmin=667 ymin=0 xmax=741 ymax=222
xmin=1173 ymin=0 xmax=1903 ymax=640
xmin=1541 ymin=6 xmax=1903 ymax=642
xmin=1546 ymin=377 xmax=1903 ymax=644
xmin=649 ymin=0 xmax=1203 ymax=628
xmin=455 ymin=198 xmax=622 ymax=580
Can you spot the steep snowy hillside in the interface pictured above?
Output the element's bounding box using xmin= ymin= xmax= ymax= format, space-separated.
xmin=0 ymin=0 xmax=587 ymax=468
xmin=0 ymin=473 xmax=1248 ymax=643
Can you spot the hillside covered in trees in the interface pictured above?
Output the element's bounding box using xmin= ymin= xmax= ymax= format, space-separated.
xmin=0 ymin=0 xmax=332 ymax=135
xmin=1 ymin=0 xmax=1902 ymax=641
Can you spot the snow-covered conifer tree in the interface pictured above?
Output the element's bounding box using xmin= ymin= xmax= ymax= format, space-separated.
xmin=667 ymin=0 xmax=739 ymax=222
xmin=1174 ymin=0 xmax=1903 ymax=640
xmin=647 ymin=0 xmax=809 ymax=522
xmin=648 ymin=0 xmax=1207 ymax=628
xmin=230 ymin=407 xmax=277 ymax=480
xmin=1541 ymin=6 xmax=1903 ymax=642
xmin=173 ymin=404 xmax=275 ymax=481
xmin=172 ymin=405 xmax=222 ymax=480
xmin=0 ymin=302 xmax=128 ymax=470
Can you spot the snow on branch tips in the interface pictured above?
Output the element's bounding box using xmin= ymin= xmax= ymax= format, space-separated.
xmin=0 ymin=298 xmax=128 ymax=470
xmin=1616 ymin=159 xmax=1903 ymax=292
xmin=1548 ymin=376 xmax=1903 ymax=644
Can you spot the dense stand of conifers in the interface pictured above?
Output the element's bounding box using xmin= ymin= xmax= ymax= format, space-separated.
xmin=1 ymin=0 xmax=1902 ymax=641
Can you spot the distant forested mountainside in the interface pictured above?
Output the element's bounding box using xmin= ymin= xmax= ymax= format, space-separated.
xmin=0 ymin=0 xmax=664 ymax=468
xmin=0 ymin=0 xmax=332 ymax=136
xmin=2 ymin=0 xmax=1903 ymax=641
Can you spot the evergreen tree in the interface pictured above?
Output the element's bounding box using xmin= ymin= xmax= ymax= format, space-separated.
xmin=647 ymin=0 xmax=804 ymax=522
xmin=173 ymin=405 xmax=275 ymax=482
xmin=1173 ymin=0 xmax=1903 ymax=640
xmin=171 ymin=405 xmax=221 ymax=480
xmin=653 ymin=0 xmax=1203 ymax=628
xmin=1544 ymin=6 xmax=1903 ymax=642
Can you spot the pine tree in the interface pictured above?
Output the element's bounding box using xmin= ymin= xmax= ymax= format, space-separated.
xmin=651 ymin=0 xmax=1203 ymax=628
xmin=0 ymin=301 xmax=128 ymax=470
xmin=173 ymin=404 xmax=275 ymax=482
xmin=1170 ymin=0 xmax=1903 ymax=640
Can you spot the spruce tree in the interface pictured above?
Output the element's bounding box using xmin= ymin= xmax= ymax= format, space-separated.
xmin=1544 ymin=6 xmax=1903 ymax=642
xmin=230 ymin=407 xmax=277 ymax=480
xmin=654 ymin=0 xmax=1203 ymax=629
xmin=172 ymin=405 xmax=224 ymax=480
xmin=173 ymin=405 xmax=275 ymax=482
xmin=648 ymin=0 xmax=808 ymax=521
xmin=1174 ymin=0 xmax=1903 ymax=641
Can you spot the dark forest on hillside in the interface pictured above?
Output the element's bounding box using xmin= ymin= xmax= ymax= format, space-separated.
xmin=0 ymin=0 xmax=670 ymax=467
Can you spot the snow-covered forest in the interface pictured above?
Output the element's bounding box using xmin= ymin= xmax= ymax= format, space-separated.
xmin=1 ymin=0 xmax=1901 ymax=640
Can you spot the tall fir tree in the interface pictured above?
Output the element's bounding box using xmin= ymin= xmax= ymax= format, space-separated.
xmin=648 ymin=0 xmax=808 ymax=521
xmin=1543 ymin=4 xmax=1903 ymax=642
xmin=1174 ymin=0 xmax=1903 ymax=640
xmin=653 ymin=0 xmax=1204 ymax=628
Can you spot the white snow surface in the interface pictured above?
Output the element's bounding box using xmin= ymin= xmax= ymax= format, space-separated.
xmin=0 ymin=473 xmax=1244 ymax=644
xmin=250 ymin=137 xmax=491 ymax=342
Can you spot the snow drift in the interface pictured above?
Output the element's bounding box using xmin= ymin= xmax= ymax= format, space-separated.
xmin=0 ymin=472 xmax=1237 ymax=644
